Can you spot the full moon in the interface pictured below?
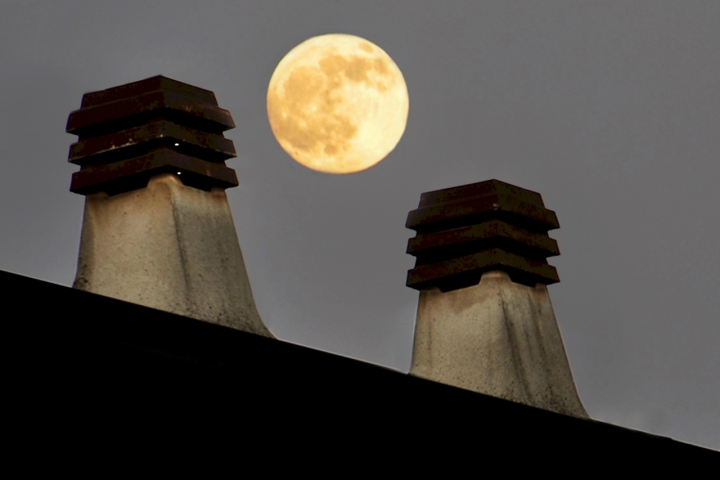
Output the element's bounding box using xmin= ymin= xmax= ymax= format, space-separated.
xmin=267 ymin=34 xmax=409 ymax=174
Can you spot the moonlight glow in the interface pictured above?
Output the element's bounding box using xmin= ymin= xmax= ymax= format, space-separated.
xmin=267 ymin=34 xmax=409 ymax=174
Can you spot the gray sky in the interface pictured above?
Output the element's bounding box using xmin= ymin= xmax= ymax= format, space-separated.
xmin=1 ymin=1 xmax=718 ymax=449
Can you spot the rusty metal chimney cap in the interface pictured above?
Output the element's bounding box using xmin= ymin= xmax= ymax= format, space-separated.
xmin=406 ymin=179 xmax=560 ymax=234
xmin=417 ymin=179 xmax=544 ymax=208
xmin=66 ymin=75 xmax=235 ymax=137
xmin=79 ymin=75 xmax=219 ymax=108
xmin=405 ymin=179 xmax=561 ymax=291
xmin=66 ymin=76 xmax=239 ymax=196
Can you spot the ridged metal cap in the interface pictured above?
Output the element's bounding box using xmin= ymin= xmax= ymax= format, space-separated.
xmin=406 ymin=179 xmax=561 ymax=292
xmin=66 ymin=75 xmax=239 ymax=196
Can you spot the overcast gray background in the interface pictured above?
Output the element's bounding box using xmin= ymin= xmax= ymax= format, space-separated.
xmin=0 ymin=1 xmax=717 ymax=449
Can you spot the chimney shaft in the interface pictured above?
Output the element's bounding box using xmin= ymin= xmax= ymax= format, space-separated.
xmin=67 ymin=76 xmax=272 ymax=337
xmin=406 ymin=179 xmax=587 ymax=417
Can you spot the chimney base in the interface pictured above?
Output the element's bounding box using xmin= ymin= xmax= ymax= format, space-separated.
xmin=410 ymin=270 xmax=587 ymax=418
xmin=73 ymin=173 xmax=273 ymax=338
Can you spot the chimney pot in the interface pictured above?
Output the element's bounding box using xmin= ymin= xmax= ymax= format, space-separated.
xmin=406 ymin=179 xmax=587 ymax=417
xmin=68 ymin=76 xmax=272 ymax=338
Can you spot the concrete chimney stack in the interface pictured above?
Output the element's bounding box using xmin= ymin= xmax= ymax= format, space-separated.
xmin=405 ymin=179 xmax=587 ymax=417
xmin=66 ymin=75 xmax=272 ymax=338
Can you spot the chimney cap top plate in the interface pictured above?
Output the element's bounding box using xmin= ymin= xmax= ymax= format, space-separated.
xmin=418 ymin=179 xmax=545 ymax=209
xmin=79 ymin=75 xmax=219 ymax=108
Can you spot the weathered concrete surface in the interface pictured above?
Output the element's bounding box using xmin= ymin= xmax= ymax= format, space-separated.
xmin=410 ymin=270 xmax=588 ymax=417
xmin=73 ymin=173 xmax=273 ymax=338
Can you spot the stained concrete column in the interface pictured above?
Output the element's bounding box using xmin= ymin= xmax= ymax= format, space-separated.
xmin=66 ymin=76 xmax=272 ymax=338
xmin=405 ymin=179 xmax=587 ymax=417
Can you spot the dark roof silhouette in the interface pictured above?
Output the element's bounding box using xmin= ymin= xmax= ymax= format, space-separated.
xmin=4 ymin=269 xmax=716 ymax=462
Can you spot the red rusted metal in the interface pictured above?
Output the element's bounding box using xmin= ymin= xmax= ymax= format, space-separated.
xmin=70 ymin=148 xmax=239 ymax=196
xmin=66 ymin=75 xmax=239 ymax=196
xmin=69 ymin=118 xmax=236 ymax=165
xmin=78 ymin=76 xmax=219 ymax=108
xmin=406 ymin=179 xmax=562 ymax=291
xmin=406 ymin=179 xmax=559 ymax=234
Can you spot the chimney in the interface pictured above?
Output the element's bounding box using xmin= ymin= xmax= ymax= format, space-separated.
xmin=66 ymin=75 xmax=273 ymax=338
xmin=405 ymin=179 xmax=587 ymax=417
